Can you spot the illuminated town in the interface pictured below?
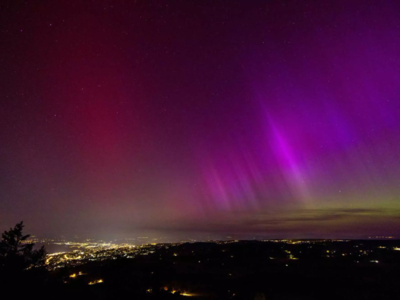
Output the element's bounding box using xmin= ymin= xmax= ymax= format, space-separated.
xmin=41 ymin=238 xmax=400 ymax=268
xmin=0 ymin=234 xmax=396 ymax=299
xmin=21 ymin=238 xmax=398 ymax=298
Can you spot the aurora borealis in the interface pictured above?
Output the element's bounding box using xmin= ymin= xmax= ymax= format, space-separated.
xmin=1 ymin=1 xmax=400 ymax=239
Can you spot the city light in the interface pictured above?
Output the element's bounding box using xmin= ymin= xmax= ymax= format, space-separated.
xmin=88 ymin=279 xmax=103 ymax=285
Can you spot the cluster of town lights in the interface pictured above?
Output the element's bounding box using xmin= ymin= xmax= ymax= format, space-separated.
xmin=88 ymin=279 xmax=104 ymax=285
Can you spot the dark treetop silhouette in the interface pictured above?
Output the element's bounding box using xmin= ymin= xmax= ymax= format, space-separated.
xmin=0 ymin=221 xmax=46 ymax=272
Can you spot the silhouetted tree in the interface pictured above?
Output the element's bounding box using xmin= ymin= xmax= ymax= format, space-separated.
xmin=0 ymin=221 xmax=46 ymax=272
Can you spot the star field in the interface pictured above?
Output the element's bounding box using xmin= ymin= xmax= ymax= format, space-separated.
xmin=1 ymin=1 xmax=400 ymax=240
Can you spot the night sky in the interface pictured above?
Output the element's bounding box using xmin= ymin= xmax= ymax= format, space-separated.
xmin=1 ymin=0 xmax=400 ymax=240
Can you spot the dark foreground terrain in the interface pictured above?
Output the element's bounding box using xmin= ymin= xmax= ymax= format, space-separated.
xmin=6 ymin=240 xmax=400 ymax=300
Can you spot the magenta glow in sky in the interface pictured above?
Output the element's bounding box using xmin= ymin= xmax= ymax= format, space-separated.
xmin=1 ymin=1 xmax=400 ymax=239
